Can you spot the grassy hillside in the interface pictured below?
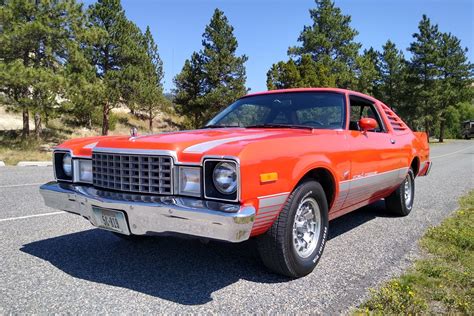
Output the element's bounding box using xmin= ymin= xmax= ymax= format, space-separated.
xmin=0 ymin=105 xmax=183 ymax=165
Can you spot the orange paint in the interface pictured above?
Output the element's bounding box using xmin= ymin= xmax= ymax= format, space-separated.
xmin=55 ymin=88 xmax=431 ymax=237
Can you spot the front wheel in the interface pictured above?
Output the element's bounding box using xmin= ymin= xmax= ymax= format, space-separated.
xmin=385 ymin=168 xmax=415 ymax=216
xmin=256 ymin=180 xmax=329 ymax=278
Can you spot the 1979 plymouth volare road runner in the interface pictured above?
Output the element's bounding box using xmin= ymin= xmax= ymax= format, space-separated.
xmin=40 ymin=88 xmax=431 ymax=277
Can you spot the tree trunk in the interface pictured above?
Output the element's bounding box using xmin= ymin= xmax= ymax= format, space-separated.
xmin=34 ymin=112 xmax=42 ymax=140
xmin=22 ymin=106 xmax=30 ymax=138
xmin=149 ymin=109 xmax=153 ymax=132
xmin=102 ymin=103 xmax=109 ymax=136
xmin=439 ymin=119 xmax=445 ymax=143
xmin=424 ymin=121 xmax=430 ymax=143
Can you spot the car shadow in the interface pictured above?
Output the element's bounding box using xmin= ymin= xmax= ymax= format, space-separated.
xmin=21 ymin=200 xmax=391 ymax=305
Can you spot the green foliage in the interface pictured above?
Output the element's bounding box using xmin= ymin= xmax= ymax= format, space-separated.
xmin=268 ymin=0 xmax=361 ymax=90
xmin=407 ymin=15 xmax=473 ymax=140
xmin=377 ymin=40 xmax=408 ymax=110
xmin=266 ymin=5 xmax=473 ymax=140
xmin=174 ymin=8 xmax=248 ymax=128
xmin=0 ymin=0 xmax=85 ymax=138
xmin=357 ymin=191 xmax=474 ymax=315
xmin=134 ymin=26 xmax=165 ymax=132
xmin=87 ymin=0 xmax=157 ymax=135
xmin=354 ymin=48 xmax=380 ymax=95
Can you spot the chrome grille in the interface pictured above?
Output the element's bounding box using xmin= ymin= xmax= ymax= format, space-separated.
xmin=92 ymin=152 xmax=173 ymax=194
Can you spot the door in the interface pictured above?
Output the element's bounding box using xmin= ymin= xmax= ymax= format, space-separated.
xmin=342 ymin=96 xmax=403 ymax=208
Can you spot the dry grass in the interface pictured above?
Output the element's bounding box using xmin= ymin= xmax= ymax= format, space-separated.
xmin=0 ymin=147 xmax=52 ymax=165
xmin=0 ymin=105 xmax=184 ymax=165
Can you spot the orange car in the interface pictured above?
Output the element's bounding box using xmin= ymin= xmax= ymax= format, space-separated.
xmin=40 ymin=88 xmax=431 ymax=277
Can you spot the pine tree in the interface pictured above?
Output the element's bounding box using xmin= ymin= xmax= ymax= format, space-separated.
xmin=87 ymin=0 xmax=150 ymax=135
xmin=174 ymin=9 xmax=248 ymax=128
xmin=436 ymin=32 xmax=473 ymax=142
xmin=136 ymin=26 xmax=164 ymax=132
xmin=266 ymin=0 xmax=360 ymax=90
xmin=378 ymin=40 xmax=407 ymax=110
xmin=200 ymin=9 xmax=248 ymax=117
xmin=266 ymin=60 xmax=301 ymax=90
xmin=174 ymin=52 xmax=206 ymax=128
xmin=0 ymin=0 xmax=84 ymax=138
xmin=355 ymin=47 xmax=380 ymax=95
xmin=407 ymin=15 xmax=442 ymax=139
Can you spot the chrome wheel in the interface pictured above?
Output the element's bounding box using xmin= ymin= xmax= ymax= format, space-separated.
xmin=404 ymin=174 xmax=413 ymax=208
xmin=292 ymin=197 xmax=321 ymax=258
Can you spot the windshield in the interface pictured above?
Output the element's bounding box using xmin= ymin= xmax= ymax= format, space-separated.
xmin=206 ymin=92 xmax=346 ymax=129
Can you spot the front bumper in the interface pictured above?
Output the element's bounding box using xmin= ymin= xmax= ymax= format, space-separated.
xmin=39 ymin=182 xmax=255 ymax=242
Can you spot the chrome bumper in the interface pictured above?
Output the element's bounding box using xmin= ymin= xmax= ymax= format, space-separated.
xmin=39 ymin=182 xmax=255 ymax=242
xmin=419 ymin=160 xmax=432 ymax=176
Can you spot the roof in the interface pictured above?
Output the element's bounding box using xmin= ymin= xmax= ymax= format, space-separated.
xmin=241 ymin=87 xmax=379 ymax=103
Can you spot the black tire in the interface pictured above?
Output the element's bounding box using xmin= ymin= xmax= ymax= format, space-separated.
xmin=385 ymin=168 xmax=415 ymax=216
xmin=256 ymin=180 xmax=329 ymax=278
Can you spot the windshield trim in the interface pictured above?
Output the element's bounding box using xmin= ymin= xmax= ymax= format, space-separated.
xmin=205 ymin=91 xmax=347 ymax=130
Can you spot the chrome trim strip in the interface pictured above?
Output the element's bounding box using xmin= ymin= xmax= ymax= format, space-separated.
xmin=93 ymin=147 xmax=178 ymax=163
xmin=39 ymin=182 xmax=255 ymax=243
xmin=338 ymin=167 xmax=408 ymax=186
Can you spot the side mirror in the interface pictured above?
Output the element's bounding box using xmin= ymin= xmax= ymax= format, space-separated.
xmin=358 ymin=118 xmax=378 ymax=131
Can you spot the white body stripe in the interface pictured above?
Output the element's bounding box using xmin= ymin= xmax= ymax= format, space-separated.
xmin=183 ymin=134 xmax=276 ymax=154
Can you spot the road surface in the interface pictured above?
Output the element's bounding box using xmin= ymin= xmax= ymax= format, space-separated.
xmin=1 ymin=140 xmax=473 ymax=313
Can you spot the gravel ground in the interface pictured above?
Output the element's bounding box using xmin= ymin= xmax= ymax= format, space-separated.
xmin=0 ymin=140 xmax=473 ymax=314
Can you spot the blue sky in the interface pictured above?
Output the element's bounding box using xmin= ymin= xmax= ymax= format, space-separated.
xmin=83 ymin=0 xmax=473 ymax=93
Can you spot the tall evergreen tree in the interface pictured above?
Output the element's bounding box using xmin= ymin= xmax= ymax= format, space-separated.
xmin=87 ymin=0 xmax=150 ymax=135
xmin=174 ymin=52 xmax=206 ymax=128
xmin=267 ymin=0 xmax=361 ymax=90
xmin=378 ymin=40 xmax=407 ymax=110
xmin=355 ymin=47 xmax=380 ymax=95
xmin=136 ymin=26 xmax=164 ymax=132
xmin=0 ymin=0 xmax=84 ymax=138
xmin=174 ymin=9 xmax=248 ymax=128
xmin=436 ymin=32 xmax=473 ymax=142
xmin=407 ymin=15 xmax=442 ymax=139
xmin=266 ymin=59 xmax=301 ymax=90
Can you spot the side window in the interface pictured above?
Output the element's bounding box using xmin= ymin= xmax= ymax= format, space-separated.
xmin=217 ymin=104 xmax=270 ymax=126
xmin=349 ymin=97 xmax=385 ymax=132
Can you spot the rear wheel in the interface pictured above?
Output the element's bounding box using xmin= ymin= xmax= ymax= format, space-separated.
xmin=257 ymin=180 xmax=329 ymax=278
xmin=385 ymin=168 xmax=415 ymax=216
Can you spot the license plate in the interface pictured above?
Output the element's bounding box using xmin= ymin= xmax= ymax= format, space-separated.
xmin=92 ymin=206 xmax=130 ymax=235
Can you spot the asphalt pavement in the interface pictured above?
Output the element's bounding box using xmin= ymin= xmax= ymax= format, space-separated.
xmin=1 ymin=140 xmax=473 ymax=313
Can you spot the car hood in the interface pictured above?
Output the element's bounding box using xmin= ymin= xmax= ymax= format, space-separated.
xmin=57 ymin=128 xmax=319 ymax=163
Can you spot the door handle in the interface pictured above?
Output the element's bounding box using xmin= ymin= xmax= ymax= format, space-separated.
xmin=390 ymin=139 xmax=396 ymax=144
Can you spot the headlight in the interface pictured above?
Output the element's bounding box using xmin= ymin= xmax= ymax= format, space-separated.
xmin=179 ymin=166 xmax=201 ymax=196
xmin=212 ymin=162 xmax=237 ymax=194
xmin=62 ymin=153 xmax=72 ymax=177
xmin=78 ymin=160 xmax=92 ymax=183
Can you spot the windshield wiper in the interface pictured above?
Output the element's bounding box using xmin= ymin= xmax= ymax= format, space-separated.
xmin=203 ymin=124 xmax=241 ymax=128
xmin=246 ymin=123 xmax=314 ymax=130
